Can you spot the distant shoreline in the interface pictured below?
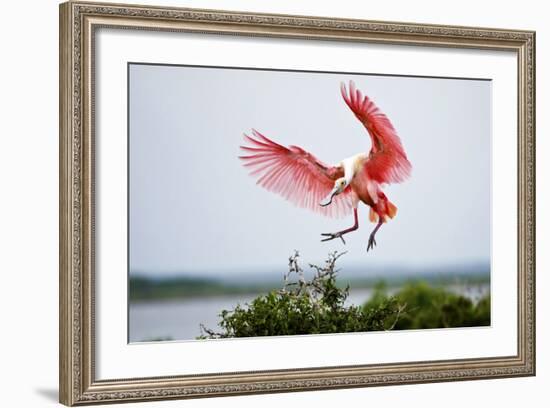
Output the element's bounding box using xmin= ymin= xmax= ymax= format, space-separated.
xmin=129 ymin=272 xmax=490 ymax=303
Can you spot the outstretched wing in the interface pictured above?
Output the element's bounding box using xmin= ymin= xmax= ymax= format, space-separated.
xmin=239 ymin=129 xmax=352 ymax=218
xmin=341 ymin=81 xmax=412 ymax=184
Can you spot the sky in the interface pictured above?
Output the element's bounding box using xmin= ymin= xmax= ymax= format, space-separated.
xmin=128 ymin=63 xmax=491 ymax=280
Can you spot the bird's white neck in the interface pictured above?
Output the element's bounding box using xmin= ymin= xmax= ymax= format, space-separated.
xmin=342 ymin=153 xmax=367 ymax=185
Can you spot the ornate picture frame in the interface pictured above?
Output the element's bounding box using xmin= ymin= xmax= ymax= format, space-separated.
xmin=59 ymin=1 xmax=535 ymax=405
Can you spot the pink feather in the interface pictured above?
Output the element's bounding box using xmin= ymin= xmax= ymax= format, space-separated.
xmin=340 ymin=81 xmax=412 ymax=184
xmin=239 ymin=129 xmax=352 ymax=218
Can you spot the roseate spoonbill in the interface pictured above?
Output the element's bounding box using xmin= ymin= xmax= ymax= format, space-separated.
xmin=239 ymin=81 xmax=411 ymax=251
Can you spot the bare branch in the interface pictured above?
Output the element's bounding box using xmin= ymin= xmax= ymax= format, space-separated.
xmin=386 ymin=303 xmax=407 ymax=331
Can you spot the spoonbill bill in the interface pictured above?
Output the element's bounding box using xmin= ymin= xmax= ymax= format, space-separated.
xmin=239 ymin=81 xmax=411 ymax=251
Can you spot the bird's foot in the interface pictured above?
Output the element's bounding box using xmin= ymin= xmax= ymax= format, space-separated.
xmin=366 ymin=234 xmax=377 ymax=252
xmin=321 ymin=231 xmax=347 ymax=244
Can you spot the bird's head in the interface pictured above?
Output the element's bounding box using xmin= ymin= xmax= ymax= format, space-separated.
xmin=319 ymin=177 xmax=348 ymax=207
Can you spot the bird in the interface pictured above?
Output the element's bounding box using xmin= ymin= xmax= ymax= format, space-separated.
xmin=238 ymin=81 xmax=411 ymax=252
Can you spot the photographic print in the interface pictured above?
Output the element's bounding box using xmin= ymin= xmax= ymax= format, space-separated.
xmin=128 ymin=63 xmax=491 ymax=343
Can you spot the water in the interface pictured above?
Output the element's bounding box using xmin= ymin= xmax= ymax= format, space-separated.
xmin=129 ymin=284 xmax=489 ymax=342
xmin=129 ymin=294 xmax=259 ymax=342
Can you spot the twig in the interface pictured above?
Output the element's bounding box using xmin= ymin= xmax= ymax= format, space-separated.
xmin=386 ymin=303 xmax=407 ymax=331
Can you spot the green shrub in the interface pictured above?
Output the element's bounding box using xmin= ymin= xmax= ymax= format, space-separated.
xmin=198 ymin=252 xmax=402 ymax=339
xmin=363 ymin=281 xmax=490 ymax=330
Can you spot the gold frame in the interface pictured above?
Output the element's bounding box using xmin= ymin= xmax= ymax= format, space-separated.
xmin=59 ymin=1 xmax=536 ymax=405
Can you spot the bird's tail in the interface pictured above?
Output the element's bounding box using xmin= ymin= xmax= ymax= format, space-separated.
xmin=386 ymin=200 xmax=398 ymax=219
xmin=369 ymin=200 xmax=398 ymax=223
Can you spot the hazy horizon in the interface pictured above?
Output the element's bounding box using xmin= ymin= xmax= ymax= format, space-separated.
xmin=130 ymin=258 xmax=491 ymax=281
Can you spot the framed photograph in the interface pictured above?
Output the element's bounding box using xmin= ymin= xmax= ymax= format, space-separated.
xmin=59 ymin=1 xmax=536 ymax=405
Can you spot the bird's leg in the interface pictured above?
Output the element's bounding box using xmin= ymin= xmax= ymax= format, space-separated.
xmin=367 ymin=218 xmax=384 ymax=252
xmin=321 ymin=208 xmax=359 ymax=245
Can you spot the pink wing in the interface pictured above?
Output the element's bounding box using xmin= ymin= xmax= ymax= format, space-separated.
xmin=239 ymin=129 xmax=352 ymax=218
xmin=341 ymin=81 xmax=412 ymax=184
